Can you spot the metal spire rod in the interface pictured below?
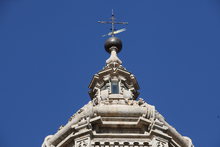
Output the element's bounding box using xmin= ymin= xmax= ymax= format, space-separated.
xmin=98 ymin=9 xmax=128 ymax=37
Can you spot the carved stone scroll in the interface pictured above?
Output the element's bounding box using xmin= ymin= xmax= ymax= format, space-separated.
xmin=75 ymin=135 xmax=90 ymax=147
xmin=151 ymin=137 xmax=168 ymax=147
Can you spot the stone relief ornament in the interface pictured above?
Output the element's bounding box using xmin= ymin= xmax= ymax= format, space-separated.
xmin=75 ymin=136 xmax=90 ymax=147
xmin=157 ymin=141 xmax=165 ymax=147
xmin=151 ymin=138 xmax=168 ymax=147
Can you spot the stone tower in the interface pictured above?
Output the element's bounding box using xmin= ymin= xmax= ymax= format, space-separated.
xmin=42 ymin=14 xmax=193 ymax=147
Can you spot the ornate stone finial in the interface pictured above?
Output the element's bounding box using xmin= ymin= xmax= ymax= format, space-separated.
xmin=105 ymin=37 xmax=122 ymax=65
xmin=106 ymin=47 xmax=122 ymax=65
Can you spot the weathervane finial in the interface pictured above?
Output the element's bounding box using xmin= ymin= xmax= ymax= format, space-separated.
xmin=98 ymin=10 xmax=128 ymax=37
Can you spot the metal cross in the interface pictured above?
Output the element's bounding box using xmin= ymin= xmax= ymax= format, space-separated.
xmin=98 ymin=9 xmax=128 ymax=37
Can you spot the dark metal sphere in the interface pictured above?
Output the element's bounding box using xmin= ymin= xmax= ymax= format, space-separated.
xmin=104 ymin=37 xmax=122 ymax=53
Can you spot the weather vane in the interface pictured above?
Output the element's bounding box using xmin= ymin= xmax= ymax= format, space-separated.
xmin=98 ymin=9 xmax=128 ymax=37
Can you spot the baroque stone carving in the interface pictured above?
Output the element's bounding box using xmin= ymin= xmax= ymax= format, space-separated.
xmin=75 ymin=137 xmax=90 ymax=147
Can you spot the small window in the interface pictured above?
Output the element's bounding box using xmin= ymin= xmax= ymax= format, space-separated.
xmin=111 ymin=81 xmax=119 ymax=94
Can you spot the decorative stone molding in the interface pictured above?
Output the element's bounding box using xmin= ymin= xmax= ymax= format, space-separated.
xmin=91 ymin=141 xmax=151 ymax=147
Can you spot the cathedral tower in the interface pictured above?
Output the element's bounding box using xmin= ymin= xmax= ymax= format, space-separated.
xmin=42 ymin=12 xmax=193 ymax=147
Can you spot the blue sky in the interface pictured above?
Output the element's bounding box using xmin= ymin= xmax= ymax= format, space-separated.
xmin=0 ymin=0 xmax=220 ymax=146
